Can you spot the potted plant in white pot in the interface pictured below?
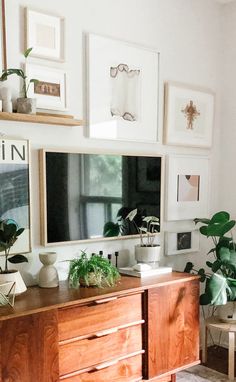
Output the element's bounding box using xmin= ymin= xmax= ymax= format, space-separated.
xmin=0 ymin=219 xmax=28 ymax=294
xmin=126 ymin=208 xmax=160 ymax=267
xmin=0 ymin=47 xmax=38 ymax=114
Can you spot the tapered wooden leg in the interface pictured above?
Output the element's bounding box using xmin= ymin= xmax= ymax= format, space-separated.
xmin=202 ymin=322 xmax=208 ymax=363
xmin=228 ymin=331 xmax=235 ymax=381
xmin=171 ymin=374 xmax=176 ymax=382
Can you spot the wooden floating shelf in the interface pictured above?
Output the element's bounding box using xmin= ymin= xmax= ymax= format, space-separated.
xmin=0 ymin=111 xmax=83 ymax=127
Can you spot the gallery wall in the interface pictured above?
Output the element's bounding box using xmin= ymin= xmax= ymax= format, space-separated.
xmin=0 ymin=0 xmax=222 ymax=283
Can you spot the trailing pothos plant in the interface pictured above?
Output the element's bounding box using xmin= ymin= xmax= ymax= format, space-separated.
xmin=68 ymin=251 xmax=120 ymax=288
xmin=0 ymin=219 xmax=28 ymax=273
xmin=184 ymin=211 xmax=236 ymax=306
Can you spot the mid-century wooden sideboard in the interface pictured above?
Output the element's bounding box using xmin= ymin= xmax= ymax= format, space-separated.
xmin=0 ymin=272 xmax=200 ymax=382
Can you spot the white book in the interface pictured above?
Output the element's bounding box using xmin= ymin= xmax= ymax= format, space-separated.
xmin=119 ymin=266 xmax=172 ymax=278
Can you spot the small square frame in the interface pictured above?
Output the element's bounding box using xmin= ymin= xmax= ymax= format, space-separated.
xmin=25 ymin=8 xmax=64 ymax=61
xmin=165 ymin=229 xmax=200 ymax=256
xmin=164 ymin=81 xmax=214 ymax=148
xmin=26 ymin=63 xmax=67 ymax=111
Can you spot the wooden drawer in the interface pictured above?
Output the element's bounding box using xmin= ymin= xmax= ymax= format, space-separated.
xmin=59 ymin=353 xmax=143 ymax=382
xmin=59 ymin=324 xmax=142 ymax=375
xmin=58 ymin=293 xmax=142 ymax=341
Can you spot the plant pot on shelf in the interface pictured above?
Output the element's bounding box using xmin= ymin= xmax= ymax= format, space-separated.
xmin=135 ymin=244 xmax=161 ymax=268
xmin=218 ymin=301 xmax=236 ymax=323
xmin=17 ymin=97 xmax=36 ymax=114
xmin=0 ymin=270 xmax=27 ymax=295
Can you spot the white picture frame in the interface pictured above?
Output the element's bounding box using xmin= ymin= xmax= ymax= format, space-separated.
xmin=165 ymin=229 xmax=200 ymax=256
xmin=0 ymin=139 xmax=31 ymax=255
xmin=164 ymin=82 xmax=214 ymax=148
xmin=26 ymin=63 xmax=67 ymax=111
xmin=25 ymin=8 xmax=64 ymax=61
xmin=166 ymin=155 xmax=209 ymax=221
xmin=86 ymin=33 xmax=160 ymax=143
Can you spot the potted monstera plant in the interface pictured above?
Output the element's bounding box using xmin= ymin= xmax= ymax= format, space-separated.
xmin=185 ymin=211 xmax=236 ymax=322
xmin=0 ymin=219 xmax=28 ymax=294
xmin=0 ymin=47 xmax=38 ymax=114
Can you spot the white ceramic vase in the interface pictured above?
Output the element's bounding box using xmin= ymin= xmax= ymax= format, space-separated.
xmin=0 ymin=270 xmax=27 ymax=295
xmin=218 ymin=301 xmax=236 ymax=323
xmin=38 ymin=252 xmax=59 ymax=288
xmin=135 ymin=244 xmax=161 ymax=268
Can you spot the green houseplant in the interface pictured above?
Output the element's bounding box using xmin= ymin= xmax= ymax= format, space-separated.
xmin=0 ymin=219 xmax=28 ymax=294
xmin=185 ymin=211 xmax=236 ymax=306
xmin=0 ymin=47 xmax=38 ymax=114
xmin=68 ymin=251 xmax=120 ymax=288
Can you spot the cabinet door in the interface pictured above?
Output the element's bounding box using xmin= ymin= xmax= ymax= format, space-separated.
xmin=0 ymin=310 xmax=59 ymax=382
xmin=143 ymin=279 xmax=199 ymax=379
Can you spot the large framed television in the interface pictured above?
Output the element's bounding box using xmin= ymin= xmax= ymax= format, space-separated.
xmin=39 ymin=150 xmax=163 ymax=245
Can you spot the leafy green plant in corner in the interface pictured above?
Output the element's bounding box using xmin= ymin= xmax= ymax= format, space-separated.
xmin=184 ymin=211 xmax=236 ymax=306
xmin=0 ymin=219 xmax=28 ymax=273
xmin=0 ymin=47 xmax=38 ymax=98
xmin=68 ymin=251 xmax=120 ymax=288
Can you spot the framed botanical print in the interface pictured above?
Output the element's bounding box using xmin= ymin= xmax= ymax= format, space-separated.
xmin=0 ymin=139 xmax=31 ymax=254
xmin=166 ymin=155 xmax=209 ymax=221
xmin=164 ymin=82 xmax=214 ymax=148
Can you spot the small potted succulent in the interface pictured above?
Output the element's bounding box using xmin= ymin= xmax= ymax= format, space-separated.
xmin=0 ymin=219 xmax=28 ymax=294
xmin=0 ymin=47 xmax=38 ymax=114
xmin=126 ymin=208 xmax=160 ymax=266
xmin=68 ymin=251 xmax=120 ymax=288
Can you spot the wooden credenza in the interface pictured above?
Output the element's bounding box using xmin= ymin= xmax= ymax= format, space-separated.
xmin=0 ymin=272 xmax=200 ymax=382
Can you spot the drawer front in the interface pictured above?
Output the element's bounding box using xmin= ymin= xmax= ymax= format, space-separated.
xmin=59 ymin=324 xmax=142 ymax=375
xmin=59 ymin=354 xmax=142 ymax=382
xmin=58 ymin=293 xmax=142 ymax=341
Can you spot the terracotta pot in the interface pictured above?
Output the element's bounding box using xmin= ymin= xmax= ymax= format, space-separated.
xmin=17 ymin=98 xmax=36 ymax=114
xmin=135 ymin=244 xmax=161 ymax=268
xmin=0 ymin=270 xmax=27 ymax=295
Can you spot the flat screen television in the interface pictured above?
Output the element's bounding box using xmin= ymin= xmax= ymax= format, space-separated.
xmin=39 ymin=150 xmax=162 ymax=245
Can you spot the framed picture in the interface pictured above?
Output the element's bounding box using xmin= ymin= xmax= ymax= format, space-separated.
xmin=86 ymin=33 xmax=160 ymax=142
xmin=0 ymin=139 xmax=31 ymax=254
xmin=26 ymin=63 xmax=67 ymax=111
xmin=165 ymin=229 xmax=200 ymax=256
xmin=164 ymin=82 xmax=215 ymax=148
xmin=25 ymin=8 xmax=64 ymax=61
xmin=136 ymin=157 xmax=161 ymax=192
xmin=166 ymin=155 xmax=209 ymax=221
xmin=0 ymin=0 xmax=7 ymax=72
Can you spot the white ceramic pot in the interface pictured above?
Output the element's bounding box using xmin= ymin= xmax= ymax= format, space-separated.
xmin=0 ymin=270 xmax=27 ymax=295
xmin=218 ymin=301 xmax=236 ymax=323
xmin=135 ymin=244 xmax=161 ymax=268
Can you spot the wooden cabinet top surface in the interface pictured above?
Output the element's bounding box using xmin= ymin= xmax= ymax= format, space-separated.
xmin=0 ymin=272 xmax=198 ymax=321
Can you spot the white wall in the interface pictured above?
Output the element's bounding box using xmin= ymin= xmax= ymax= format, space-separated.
xmin=1 ymin=0 xmax=222 ymax=284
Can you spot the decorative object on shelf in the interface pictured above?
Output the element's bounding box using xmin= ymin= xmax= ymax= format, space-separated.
xmin=184 ymin=211 xmax=236 ymax=312
xmin=165 ymin=229 xmax=200 ymax=256
xmin=26 ymin=63 xmax=67 ymax=111
xmin=0 ymin=0 xmax=7 ymax=72
xmin=0 ymin=219 xmax=28 ymax=295
xmin=115 ymin=251 xmax=119 ymax=268
xmin=126 ymin=209 xmax=160 ymax=267
xmin=0 ymin=281 xmax=16 ymax=307
xmin=38 ymin=252 xmax=59 ymax=288
xmin=25 ymin=8 xmax=64 ymax=61
xmin=0 ymin=48 xmax=38 ymax=114
xmin=68 ymin=251 xmax=120 ymax=288
xmin=0 ymin=87 xmax=12 ymax=112
xmin=86 ymin=33 xmax=160 ymax=142
xmin=164 ymin=81 xmax=214 ymax=148
xmin=0 ymin=139 xmax=31 ymax=253
xmin=166 ymin=155 xmax=209 ymax=221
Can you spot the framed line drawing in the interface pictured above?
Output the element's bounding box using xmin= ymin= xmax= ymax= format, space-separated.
xmin=86 ymin=33 xmax=160 ymax=142
xmin=0 ymin=139 xmax=31 ymax=254
xmin=166 ymin=155 xmax=209 ymax=221
xmin=25 ymin=8 xmax=64 ymax=61
xmin=26 ymin=63 xmax=67 ymax=111
xmin=165 ymin=229 xmax=200 ymax=256
xmin=164 ymin=82 xmax=214 ymax=148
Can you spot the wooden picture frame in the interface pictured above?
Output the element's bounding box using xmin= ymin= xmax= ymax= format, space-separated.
xmin=0 ymin=139 xmax=31 ymax=254
xmin=164 ymin=81 xmax=214 ymax=148
xmin=25 ymin=8 xmax=64 ymax=61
